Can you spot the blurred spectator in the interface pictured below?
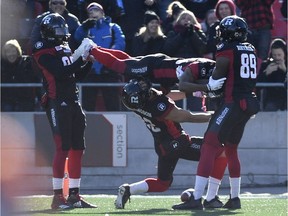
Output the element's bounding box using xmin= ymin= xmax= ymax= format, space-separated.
xmin=1 ymin=39 xmax=39 ymax=112
xmin=74 ymin=2 xmax=126 ymax=111
xmin=1 ymin=1 xmax=27 ymax=50
xmin=205 ymin=0 xmax=236 ymax=60
xmin=179 ymin=0 xmax=218 ymax=20
xmin=74 ymin=0 xmax=126 ymax=23
xmin=114 ymin=0 xmax=160 ymax=55
xmin=29 ymin=0 xmax=80 ymax=52
xmin=158 ymin=0 xmax=174 ymax=21
xmin=161 ymin=1 xmax=186 ymax=34
xmin=130 ymin=10 xmax=166 ymax=56
xmin=271 ymin=0 xmax=287 ymax=40
xmin=257 ymin=38 xmax=287 ymax=111
xmin=200 ymin=9 xmax=218 ymax=35
xmin=281 ymin=0 xmax=287 ymax=18
xmin=235 ymin=0 xmax=275 ymax=60
xmin=163 ymin=10 xmax=207 ymax=58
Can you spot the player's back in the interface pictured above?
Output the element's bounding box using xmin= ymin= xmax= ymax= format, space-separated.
xmin=217 ymin=41 xmax=258 ymax=101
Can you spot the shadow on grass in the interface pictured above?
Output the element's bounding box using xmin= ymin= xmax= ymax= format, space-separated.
xmin=11 ymin=209 xmax=74 ymax=215
xmin=104 ymin=208 xmax=242 ymax=215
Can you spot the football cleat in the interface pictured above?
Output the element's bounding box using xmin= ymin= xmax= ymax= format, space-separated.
xmin=67 ymin=194 xmax=97 ymax=208
xmin=51 ymin=194 xmax=73 ymax=210
xmin=114 ymin=184 xmax=131 ymax=209
xmin=72 ymin=38 xmax=96 ymax=61
xmin=223 ymin=196 xmax=241 ymax=209
xmin=172 ymin=192 xmax=203 ymax=210
xmin=203 ymin=196 xmax=223 ymax=208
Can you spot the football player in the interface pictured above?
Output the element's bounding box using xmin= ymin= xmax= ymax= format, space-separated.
xmin=114 ymin=78 xmax=227 ymax=209
xmin=33 ymin=13 xmax=96 ymax=210
xmin=74 ymin=39 xmax=226 ymax=95
xmin=172 ymin=15 xmax=260 ymax=210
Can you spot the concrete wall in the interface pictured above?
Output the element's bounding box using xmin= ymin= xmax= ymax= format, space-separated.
xmin=1 ymin=111 xmax=287 ymax=195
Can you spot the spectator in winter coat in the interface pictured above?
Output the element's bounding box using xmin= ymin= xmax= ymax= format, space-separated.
xmin=74 ymin=2 xmax=126 ymax=111
xmin=130 ymin=10 xmax=166 ymax=56
xmin=163 ymin=10 xmax=207 ymax=58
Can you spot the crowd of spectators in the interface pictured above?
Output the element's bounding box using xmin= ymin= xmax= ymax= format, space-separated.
xmin=1 ymin=0 xmax=287 ymax=112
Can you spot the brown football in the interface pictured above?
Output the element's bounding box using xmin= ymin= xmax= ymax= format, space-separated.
xmin=180 ymin=188 xmax=194 ymax=202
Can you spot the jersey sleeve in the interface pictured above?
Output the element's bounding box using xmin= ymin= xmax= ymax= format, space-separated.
xmin=149 ymin=95 xmax=175 ymax=119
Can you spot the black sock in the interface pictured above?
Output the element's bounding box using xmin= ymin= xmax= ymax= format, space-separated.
xmin=69 ymin=188 xmax=79 ymax=196
xmin=54 ymin=189 xmax=63 ymax=195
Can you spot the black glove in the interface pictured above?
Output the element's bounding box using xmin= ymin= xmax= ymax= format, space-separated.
xmin=180 ymin=25 xmax=194 ymax=37
xmin=187 ymin=25 xmax=194 ymax=32
xmin=82 ymin=18 xmax=97 ymax=30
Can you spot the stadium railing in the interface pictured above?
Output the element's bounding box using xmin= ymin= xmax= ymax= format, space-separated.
xmin=0 ymin=82 xmax=286 ymax=111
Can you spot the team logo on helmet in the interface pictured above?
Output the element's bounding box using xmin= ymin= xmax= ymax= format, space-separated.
xmin=157 ymin=103 xmax=166 ymax=111
xmin=130 ymin=95 xmax=140 ymax=105
xmin=35 ymin=41 xmax=43 ymax=49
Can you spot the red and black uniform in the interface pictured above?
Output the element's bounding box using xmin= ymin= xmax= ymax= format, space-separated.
xmin=33 ymin=40 xmax=92 ymax=177
xmin=197 ymin=41 xmax=260 ymax=178
xmin=90 ymin=47 xmax=215 ymax=92
xmin=185 ymin=58 xmax=216 ymax=80
xmin=135 ymin=88 xmax=203 ymax=185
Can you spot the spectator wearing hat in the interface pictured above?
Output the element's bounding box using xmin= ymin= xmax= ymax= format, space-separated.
xmin=130 ymin=10 xmax=166 ymax=57
xmin=205 ymin=0 xmax=236 ymax=60
xmin=29 ymin=0 xmax=80 ymax=51
xmin=113 ymin=0 xmax=160 ymax=55
xmin=74 ymin=2 xmax=126 ymax=111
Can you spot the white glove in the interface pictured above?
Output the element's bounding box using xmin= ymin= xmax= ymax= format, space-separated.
xmin=176 ymin=66 xmax=184 ymax=79
xmin=206 ymin=77 xmax=226 ymax=91
xmin=72 ymin=38 xmax=97 ymax=61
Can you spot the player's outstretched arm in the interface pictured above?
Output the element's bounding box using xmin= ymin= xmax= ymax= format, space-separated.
xmin=178 ymin=67 xmax=209 ymax=94
xmin=165 ymin=106 xmax=211 ymax=123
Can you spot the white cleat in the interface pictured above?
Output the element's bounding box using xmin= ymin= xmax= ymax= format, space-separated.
xmin=114 ymin=184 xmax=131 ymax=209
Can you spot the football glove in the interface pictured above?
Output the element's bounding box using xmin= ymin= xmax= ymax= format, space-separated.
xmin=207 ymin=77 xmax=226 ymax=91
xmin=72 ymin=38 xmax=96 ymax=61
xmin=176 ymin=65 xmax=184 ymax=79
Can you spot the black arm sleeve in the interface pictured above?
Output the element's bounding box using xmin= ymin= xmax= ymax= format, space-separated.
xmin=38 ymin=54 xmax=88 ymax=78
xmin=75 ymin=61 xmax=92 ymax=81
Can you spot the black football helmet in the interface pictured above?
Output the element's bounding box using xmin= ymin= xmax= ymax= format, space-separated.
xmin=219 ymin=15 xmax=248 ymax=43
xmin=122 ymin=78 xmax=152 ymax=110
xmin=40 ymin=13 xmax=70 ymax=45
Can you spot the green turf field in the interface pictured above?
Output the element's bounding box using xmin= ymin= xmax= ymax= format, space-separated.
xmin=10 ymin=194 xmax=288 ymax=216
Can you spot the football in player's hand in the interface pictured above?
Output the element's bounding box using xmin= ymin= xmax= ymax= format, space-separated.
xmin=180 ymin=188 xmax=194 ymax=202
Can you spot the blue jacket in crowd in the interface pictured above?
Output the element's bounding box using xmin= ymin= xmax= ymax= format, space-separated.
xmin=74 ymin=16 xmax=125 ymax=74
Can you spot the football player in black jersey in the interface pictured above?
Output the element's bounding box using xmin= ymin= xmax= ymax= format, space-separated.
xmin=114 ymin=78 xmax=227 ymax=209
xmin=84 ymin=43 xmax=226 ymax=94
xmin=173 ymin=15 xmax=260 ymax=210
xmin=33 ymin=13 xmax=96 ymax=210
